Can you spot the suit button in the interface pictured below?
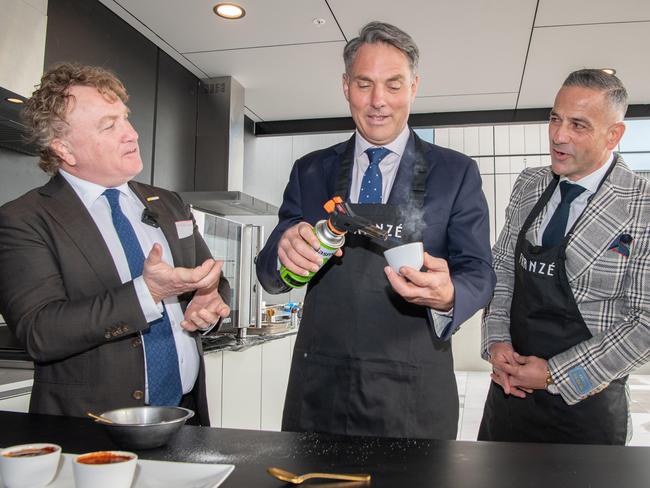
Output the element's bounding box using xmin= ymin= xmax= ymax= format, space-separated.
xmin=132 ymin=390 xmax=144 ymax=400
xmin=131 ymin=338 xmax=142 ymax=348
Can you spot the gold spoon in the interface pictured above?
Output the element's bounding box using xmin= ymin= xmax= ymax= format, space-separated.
xmin=267 ymin=467 xmax=371 ymax=484
xmin=86 ymin=412 xmax=113 ymax=424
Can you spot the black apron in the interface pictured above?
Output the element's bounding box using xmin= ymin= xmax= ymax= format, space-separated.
xmin=478 ymin=173 xmax=628 ymax=445
xmin=282 ymin=136 xmax=458 ymax=439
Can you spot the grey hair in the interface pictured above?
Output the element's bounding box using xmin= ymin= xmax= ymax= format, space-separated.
xmin=562 ymin=69 xmax=628 ymax=119
xmin=343 ymin=21 xmax=419 ymax=76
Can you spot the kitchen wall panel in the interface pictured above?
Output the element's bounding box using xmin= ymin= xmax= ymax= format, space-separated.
xmin=0 ymin=149 xmax=48 ymax=206
xmin=152 ymin=50 xmax=198 ymax=191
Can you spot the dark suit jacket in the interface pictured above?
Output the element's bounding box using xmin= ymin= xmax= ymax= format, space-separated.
xmin=0 ymin=173 xmax=230 ymax=425
xmin=256 ymin=131 xmax=496 ymax=338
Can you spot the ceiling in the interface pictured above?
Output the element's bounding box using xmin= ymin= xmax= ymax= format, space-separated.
xmin=98 ymin=0 xmax=650 ymax=123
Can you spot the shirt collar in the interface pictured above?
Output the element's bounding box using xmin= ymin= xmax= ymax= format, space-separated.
xmin=354 ymin=125 xmax=411 ymax=160
xmin=559 ymin=153 xmax=616 ymax=194
xmin=59 ymin=169 xmax=135 ymax=209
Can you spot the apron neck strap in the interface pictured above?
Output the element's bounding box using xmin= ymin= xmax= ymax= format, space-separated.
xmin=333 ymin=130 xmax=429 ymax=209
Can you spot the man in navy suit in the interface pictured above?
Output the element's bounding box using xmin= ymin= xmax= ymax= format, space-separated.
xmin=256 ymin=21 xmax=495 ymax=439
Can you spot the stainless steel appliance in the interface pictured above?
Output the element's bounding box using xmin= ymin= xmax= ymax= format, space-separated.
xmin=192 ymin=208 xmax=263 ymax=337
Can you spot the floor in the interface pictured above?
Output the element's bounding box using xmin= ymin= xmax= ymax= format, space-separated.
xmin=455 ymin=371 xmax=650 ymax=446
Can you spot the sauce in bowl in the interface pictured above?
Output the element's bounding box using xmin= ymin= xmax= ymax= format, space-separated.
xmin=77 ymin=452 xmax=134 ymax=465
xmin=3 ymin=446 xmax=58 ymax=457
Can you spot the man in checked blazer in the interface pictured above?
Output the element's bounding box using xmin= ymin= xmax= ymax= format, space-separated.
xmin=0 ymin=64 xmax=230 ymax=424
xmin=479 ymin=69 xmax=650 ymax=444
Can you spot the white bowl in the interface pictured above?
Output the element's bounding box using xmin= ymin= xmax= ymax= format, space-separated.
xmin=384 ymin=242 xmax=424 ymax=275
xmin=0 ymin=443 xmax=61 ymax=488
xmin=73 ymin=451 xmax=137 ymax=488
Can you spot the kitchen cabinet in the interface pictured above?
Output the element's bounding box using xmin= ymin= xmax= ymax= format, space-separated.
xmin=260 ymin=337 xmax=291 ymax=431
xmin=204 ymin=334 xmax=295 ymax=431
xmin=222 ymin=346 xmax=263 ymax=430
xmin=204 ymin=351 xmax=223 ymax=427
xmin=0 ymin=393 xmax=30 ymax=413
xmin=0 ymin=368 xmax=33 ymax=413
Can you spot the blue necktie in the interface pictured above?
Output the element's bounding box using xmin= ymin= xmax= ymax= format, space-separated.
xmin=103 ymin=189 xmax=182 ymax=406
xmin=541 ymin=181 xmax=586 ymax=247
xmin=359 ymin=147 xmax=391 ymax=204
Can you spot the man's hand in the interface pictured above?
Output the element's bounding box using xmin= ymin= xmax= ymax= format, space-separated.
xmin=277 ymin=221 xmax=342 ymax=276
xmin=501 ymin=352 xmax=549 ymax=391
xmin=142 ymin=243 xmax=223 ymax=303
xmin=181 ymin=284 xmax=230 ymax=332
xmin=488 ymin=342 xmax=531 ymax=398
xmin=383 ymin=252 xmax=454 ymax=311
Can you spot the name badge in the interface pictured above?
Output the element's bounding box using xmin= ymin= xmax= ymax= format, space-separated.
xmin=175 ymin=220 xmax=193 ymax=239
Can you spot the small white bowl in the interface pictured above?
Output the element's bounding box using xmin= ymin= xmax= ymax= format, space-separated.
xmin=73 ymin=450 xmax=137 ymax=488
xmin=0 ymin=443 xmax=61 ymax=488
xmin=384 ymin=241 xmax=424 ymax=275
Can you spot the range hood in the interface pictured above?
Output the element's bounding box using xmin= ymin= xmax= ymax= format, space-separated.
xmin=181 ymin=190 xmax=278 ymax=216
xmin=182 ymin=76 xmax=278 ymax=216
xmin=0 ymin=86 xmax=38 ymax=156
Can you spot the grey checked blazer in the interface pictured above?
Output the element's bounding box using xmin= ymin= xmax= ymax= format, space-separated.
xmin=481 ymin=154 xmax=650 ymax=405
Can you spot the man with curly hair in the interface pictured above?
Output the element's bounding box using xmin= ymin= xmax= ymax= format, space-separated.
xmin=0 ymin=63 xmax=230 ymax=424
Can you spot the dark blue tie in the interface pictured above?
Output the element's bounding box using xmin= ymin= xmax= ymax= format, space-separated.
xmin=359 ymin=147 xmax=391 ymax=204
xmin=103 ymin=189 xmax=182 ymax=406
xmin=541 ymin=181 xmax=586 ymax=247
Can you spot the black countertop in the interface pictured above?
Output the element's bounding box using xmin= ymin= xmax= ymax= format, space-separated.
xmin=1 ymin=411 xmax=649 ymax=488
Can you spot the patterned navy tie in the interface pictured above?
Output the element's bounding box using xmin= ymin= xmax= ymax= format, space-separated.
xmin=103 ymin=189 xmax=182 ymax=406
xmin=359 ymin=147 xmax=391 ymax=204
xmin=541 ymin=181 xmax=586 ymax=247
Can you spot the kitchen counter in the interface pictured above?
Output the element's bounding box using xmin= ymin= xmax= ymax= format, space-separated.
xmin=202 ymin=329 xmax=297 ymax=354
xmin=1 ymin=410 xmax=649 ymax=488
xmin=0 ymin=325 xmax=297 ymax=361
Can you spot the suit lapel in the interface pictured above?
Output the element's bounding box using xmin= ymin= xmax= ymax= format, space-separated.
xmin=39 ymin=174 xmax=122 ymax=289
xmin=565 ymin=158 xmax=635 ymax=282
xmin=129 ymin=182 xmax=185 ymax=267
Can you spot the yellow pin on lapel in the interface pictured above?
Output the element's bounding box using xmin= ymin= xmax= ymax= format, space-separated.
xmin=146 ymin=196 xmax=159 ymax=202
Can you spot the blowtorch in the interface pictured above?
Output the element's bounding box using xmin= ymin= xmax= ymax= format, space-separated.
xmin=279 ymin=196 xmax=399 ymax=288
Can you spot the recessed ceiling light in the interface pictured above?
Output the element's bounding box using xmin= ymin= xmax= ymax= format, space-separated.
xmin=213 ymin=3 xmax=245 ymax=19
xmin=601 ymin=68 xmax=616 ymax=75
xmin=313 ymin=18 xmax=326 ymax=26
xmin=5 ymin=97 xmax=24 ymax=104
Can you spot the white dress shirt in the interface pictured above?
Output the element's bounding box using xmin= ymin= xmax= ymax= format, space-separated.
xmin=349 ymin=128 xmax=452 ymax=337
xmin=59 ymin=170 xmax=199 ymax=399
xmin=349 ymin=126 xmax=410 ymax=204
xmin=536 ymin=154 xmax=616 ymax=245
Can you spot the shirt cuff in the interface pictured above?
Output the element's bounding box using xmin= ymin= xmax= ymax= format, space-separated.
xmin=428 ymin=307 xmax=454 ymax=338
xmin=134 ymin=276 xmax=163 ymax=323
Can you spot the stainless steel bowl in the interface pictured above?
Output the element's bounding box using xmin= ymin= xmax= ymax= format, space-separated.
xmin=97 ymin=406 xmax=194 ymax=450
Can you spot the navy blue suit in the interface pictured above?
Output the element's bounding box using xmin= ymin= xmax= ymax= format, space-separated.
xmin=257 ymin=131 xmax=495 ymax=339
